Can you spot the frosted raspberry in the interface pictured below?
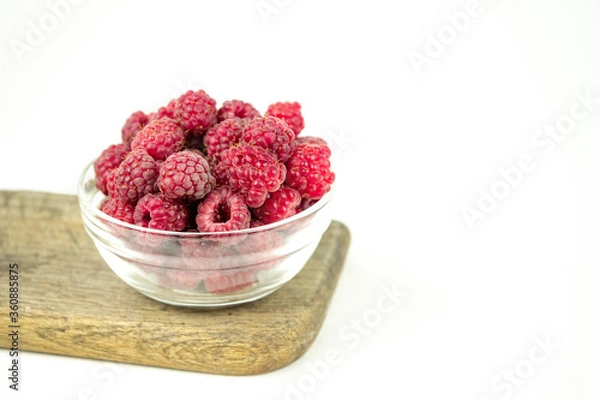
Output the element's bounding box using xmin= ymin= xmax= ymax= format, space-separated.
xmin=252 ymin=186 xmax=301 ymax=224
xmin=285 ymin=142 xmax=335 ymax=200
xmin=203 ymin=118 xmax=246 ymax=161
xmin=184 ymin=134 xmax=206 ymax=153
xmin=297 ymin=197 xmax=318 ymax=212
xmin=131 ymin=117 xmax=185 ymax=161
xmin=295 ymin=136 xmax=329 ymax=147
xmin=133 ymin=193 xmax=189 ymax=231
xmin=241 ymin=116 xmax=296 ymax=162
xmin=149 ymin=98 xmax=177 ymax=122
xmin=180 ymin=237 xmax=222 ymax=269
xmin=203 ymin=270 xmax=258 ymax=294
xmin=105 ymin=169 xmax=117 ymax=197
xmin=209 ymin=156 xmax=229 ymax=186
xmin=155 ymin=246 xmax=209 ymax=290
xmin=157 ymin=150 xmax=215 ymax=201
xmin=217 ymin=99 xmax=261 ymax=122
xmin=121 ymin=111 xmax=149 ymax=150
xmin=219 ymin=144 xmax=287 ymax=208
xmin=110 ymin=148 xmax=158 ymax=203
xmin=235 ymin=230 xmax=284 ymax=271
xmin=265 ymin=102 xmax=304 ymax=137
xmin=174 ymin=89 xmax=217 ymax=135
xmin=100 ymin=197 xmax=135 ymax=224
xmin=94 ymin=143 xmax=128 ymax=195
xmin=236 ymin=226 xmax=283 ymax=253
xmin=196 ymin=186 xmax=251 ymax=232
xmin=159 ymin=269 xmax=205 ymax=291
xmin=180 ymin=236 xmax=245 ymax=269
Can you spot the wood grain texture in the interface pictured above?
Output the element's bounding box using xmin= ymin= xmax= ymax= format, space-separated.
xmin=0 ymin=190 xmax=350 ymax=375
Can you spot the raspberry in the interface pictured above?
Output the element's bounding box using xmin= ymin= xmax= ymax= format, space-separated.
xmin=133 ymin=193 xmax=189 ymax=231
xmin=183 ymin=134 xmax=206 ymax=153
xmin=219 ymin=144 xmax=287 ymax=208
xmin=94 ymin=143 xmax=128 ymax=195
xmin=131 ymin=117 xmax=185 ymax=161
xmin=285 ymin=142 xmax=335 ymax=200
xmin=241 ymin=228 xmax=283 ymax=251
xmin=241 ymin=116 xmax=296 ymax=162
xmin=217 ymin=99 xmax=261 ymax=122
xmin=196 ymin=186 xmax=251 ymax=232
xmin=100 ymin=197 xmax=135 ymax=224
xmin=159 ymin=269 xmax=205 ymax=291
xmin=252 ymin=186 xmax=301 ymax=224
xmin=157 ymin=150 xmax=215 ymax=201
xmin=180 ymin=237 xmax=222 ymax=269
xmin=174 ymin=90 xmax=217 ymax=135
xmin=203 ymin=117 xmax=246 ymax=161
xmin=105 ymin=169 xmax=117 ymax=197
xmin=203 ymin=270 xmax=257 ymax=294
xmin=295 ymin=136 xmax=329 ymax=147
xmin=209 ymin=156 xmax=229 ymax=186
xmin=150 ymin=98 xmax=177 ymax=122
xmin=235 ymin=229 xmax=283 ymax=266
xmin=297 ymin=197 xmax=318 ymax=212
xmin=180 ymin=236 xmax=245 ymax=268
xmin=121 ymin=111 xmax=149 ymax=150
xmin=110 ymin=148 xmax=158 ymax=203
xmin=265 ymin=102 xmax=304 ymax=137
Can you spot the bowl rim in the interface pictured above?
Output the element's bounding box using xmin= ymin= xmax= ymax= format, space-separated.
xmin=78 ymin=160 xmax=334 ymax=237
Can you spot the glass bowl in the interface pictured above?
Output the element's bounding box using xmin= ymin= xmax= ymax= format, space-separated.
xmin=77 ymin=161 xmax=333 ymax=308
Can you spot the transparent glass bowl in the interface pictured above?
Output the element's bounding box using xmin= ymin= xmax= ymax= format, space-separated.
xmin=77 ymin=161 xmax=333 ymax=308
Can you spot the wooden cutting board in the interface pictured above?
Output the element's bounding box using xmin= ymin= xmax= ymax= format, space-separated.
xmin=0 ymin=191 xmax=350 ymax=375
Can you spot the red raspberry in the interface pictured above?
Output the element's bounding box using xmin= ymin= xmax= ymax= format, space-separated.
xmin=208 ymin=156 xmax=229 ymax=186
xmin=159 ymin=269 xmax=205 ymax=291
xmin=105 ymin=169 xmax=117 ymax=197
xmin=131 ymin=117 xmax=185 ymax=161
xmin=297 ymin=197 xmax=318 ymax=212
xmin=133 ymin=193 xmax=189 ymax=231
xmin=153 ymin=244 xmax=209 ymax=290
xmin=241 ymin=116 xmax=296 ymax=162
xmin=100 ymin=197 xmax=135 ymax=224
xmin=110 ymin=148 xmax=158 ymax=203
xmin=265 ymin=102 xmax=304 ymax=137
xmin=217 ymin=99 xmax=261 ymax=122
xmin=285 ymin=142 xmax=335 ymax=200
xmin=180 ymin=237 xmax=223 ymax=269
xmin=295 ymin=136 xmax=329 ymax=147
xmin=203 ymin=117 xmax=246 ymax=161
xmin=174 ymin=90 xmax=217 ymax=135
xmin=183 ymin=134 xmax=206 ymax=153
xmin=235 ymin=230 xmax=285 ymax=270
xmin=157 ymin=150 xmax=215 ymax=201
xmin=94 ymin=143 xmax=128 ymax=195
xmin=196 ymin=186 xmax=251 ymax=232
xmin=203 ymin=270 xmax=257 ymax=294
xmin=121 ymin=111 xmax=149 ymax=150
xmin=220 ymin=144 xmax=287 ymax=208
xmin=252 ymin=186 xmax=301 ymax=224
xmin=149 ymin=98 xmax=177 ymax=122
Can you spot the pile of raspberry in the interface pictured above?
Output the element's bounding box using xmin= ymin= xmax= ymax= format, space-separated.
xmin=94 ymin=90 xmax=335 ymax=232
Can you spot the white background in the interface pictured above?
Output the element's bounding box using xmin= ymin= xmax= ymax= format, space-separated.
xmin=1 ymin=0 xmax=600 ymax=399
